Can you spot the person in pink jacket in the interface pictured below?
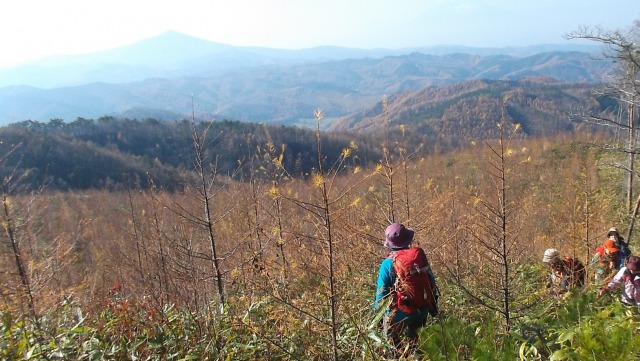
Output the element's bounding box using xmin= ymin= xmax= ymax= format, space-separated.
xmin=598 ymin=256 xmax=640 ymax=305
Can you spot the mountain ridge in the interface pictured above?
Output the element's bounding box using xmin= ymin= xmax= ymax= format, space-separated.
xmin=328 ymin=78 xmax=598 ymax=137
xmin=0 ymin=31 xmax=601 ymax=88
xmin=0 ymin=31 xmax=608 ymax=127
xmin=0 ymin=52 xmax=611 ymax=126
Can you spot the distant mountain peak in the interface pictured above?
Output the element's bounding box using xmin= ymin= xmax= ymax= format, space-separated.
xmin=127 ymin=30 xmax=230 ymax=51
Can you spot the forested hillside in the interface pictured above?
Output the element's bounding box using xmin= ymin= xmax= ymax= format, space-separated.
xmin=330 ymin=78 xmax=604 ymax=138
xmin=0 ymin=118 xmax=383 ymax=191
xmin=0 ymin=78 xmax=610 ymax=191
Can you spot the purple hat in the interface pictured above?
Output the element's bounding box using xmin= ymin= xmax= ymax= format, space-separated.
xmin=384 ymin=223 xmax=414 ymax=248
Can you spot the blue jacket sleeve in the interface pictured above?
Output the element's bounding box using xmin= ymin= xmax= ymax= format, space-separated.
xmin=374 ymin=257 xmax=394 ymax=309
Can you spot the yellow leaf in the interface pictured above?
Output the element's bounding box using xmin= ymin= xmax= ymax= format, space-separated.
xmin=350 ymin=197 xmax=361 ymax=207
xmin=267 ymin=186 xmax=280 ymax=198
xmin=312 ymin=173 xmax=324 ymax=187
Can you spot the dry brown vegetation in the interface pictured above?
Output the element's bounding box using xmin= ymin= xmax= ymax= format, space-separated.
xmin=2 ymin=125 xmax=630 ymax=359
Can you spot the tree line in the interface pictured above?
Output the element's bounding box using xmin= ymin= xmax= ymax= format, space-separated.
xmin=1 ymin=117 xmax=396 ymax=191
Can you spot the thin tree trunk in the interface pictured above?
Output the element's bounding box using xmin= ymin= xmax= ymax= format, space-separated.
xmin=626 ymin=100 xmax=635 ymax=213
xmin=584 ymin=186 xmax=592 ymax=271
xmin=314 ymin=109 xmax=338 ymax=361
xmin=626 ymin=191 xmax=640 ymax=245
xmin=2 ymin=191 xmax=36 ymax=317
xmin=127 ymin=188 xmax=145 ymax=281
xmin=498 ymin=123 xmax=511 ymax=332
xmin=191 ymin=123 xmax=226 ymax=308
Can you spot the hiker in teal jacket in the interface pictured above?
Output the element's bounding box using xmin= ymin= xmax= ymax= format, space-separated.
xmin=375 ymin=223 xmax=437 ymax=358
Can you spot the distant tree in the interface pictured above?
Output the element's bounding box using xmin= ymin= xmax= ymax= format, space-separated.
xmin=47 ymin=118 xmax=65 ymax=128
xmin=566 ymin=19 xmax=640 ymax=241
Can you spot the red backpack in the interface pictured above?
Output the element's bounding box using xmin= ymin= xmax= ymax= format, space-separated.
xmin=389 ymin=247 xmax=439 ymax=314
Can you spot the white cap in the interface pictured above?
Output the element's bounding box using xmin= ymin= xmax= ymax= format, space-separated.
xmin=542 ymin=248 xmax=560 ymax=263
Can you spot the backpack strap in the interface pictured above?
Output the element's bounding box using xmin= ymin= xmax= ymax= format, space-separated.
xmin=410 ymin=264 xmax=431 ymax=276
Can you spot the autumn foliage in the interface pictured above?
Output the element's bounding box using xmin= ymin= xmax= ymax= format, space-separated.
xmin=1 ymin=127 xmax=639 ymax=360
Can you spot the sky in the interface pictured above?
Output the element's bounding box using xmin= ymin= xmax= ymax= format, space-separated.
xmin=1 ymin=0 xmax=639 ymax=68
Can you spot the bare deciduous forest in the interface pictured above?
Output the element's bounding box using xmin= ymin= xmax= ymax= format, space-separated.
xmin=2 ymin=123 xmax=639 ymax=359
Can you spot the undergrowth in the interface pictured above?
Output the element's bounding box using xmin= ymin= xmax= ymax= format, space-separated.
xmin=2 ymin=275 xmax=639 ymax=360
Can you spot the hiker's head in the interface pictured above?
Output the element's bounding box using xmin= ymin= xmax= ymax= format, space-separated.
xmin=542 ymin=248 xmax=560 ymax=265
xmin=604 ymin=239 xmax=619 ymax=254
xmin=607 ymin=227 xmax=620 ymax=239
xmin=626 ymin=256 xmax=640 ymax=274
xmin=384 ymin=223 xmax=414 ymax=249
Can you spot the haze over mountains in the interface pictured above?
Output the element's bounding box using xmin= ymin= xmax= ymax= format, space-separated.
xmin=0 ymin=31 xmax=607 ymax=127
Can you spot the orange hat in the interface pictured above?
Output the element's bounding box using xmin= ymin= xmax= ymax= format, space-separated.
xmin=604 ymin=239 xmax=619 ymax=253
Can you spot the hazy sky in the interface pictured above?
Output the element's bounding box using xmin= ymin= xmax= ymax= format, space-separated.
xmin=1 ymin=0 xmax=639 ymax=68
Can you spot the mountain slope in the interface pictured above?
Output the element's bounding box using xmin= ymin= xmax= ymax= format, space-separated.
xmin=0 ymin=77 xmax=612 ymax=191
xmin=328 ymin=78 xmax=601 ymax=140
xmin=0 ymin=51 xmax=611 ymax=126
xmin=0 ymin=31 xmax=301 ymax=89
xmin=0 ymin=31 xmax=601 ymax=89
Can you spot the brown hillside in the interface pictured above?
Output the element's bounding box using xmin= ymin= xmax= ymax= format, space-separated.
xmin=329 ymin=78 xmax=602 ymax=141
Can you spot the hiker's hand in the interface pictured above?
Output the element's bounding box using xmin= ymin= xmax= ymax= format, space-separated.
xmin=598 ymin=288 xmax=608 ymax=297
xmin=623 ymin=274 xmax=632 ymax=283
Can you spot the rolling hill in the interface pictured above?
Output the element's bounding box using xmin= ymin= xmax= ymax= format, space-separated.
xmin=329 ymin=78 xmax=600 ymax=138
xmin=0 ymin=77 xmax=609 ymax=191
xmin=0 ymin=31 xmax=608 ymax=126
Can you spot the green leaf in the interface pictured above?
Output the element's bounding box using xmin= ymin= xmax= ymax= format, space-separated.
xmin=519 ymin=342 xmax=528 ymax=360
xmin=368 ymin=298 xmax=391 ymax=330
xmin=368 ymin=331 xmax=383 ymax=344
xmin=26 ymin=345 xmax=36 ymax=359
xmin=556 ymin=330 xmax=575 ymax=343
xmin=550 ymin=349 xmax=570 ymax=360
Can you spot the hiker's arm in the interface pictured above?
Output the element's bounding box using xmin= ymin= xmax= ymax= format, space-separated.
xmin=605 ymin=268 xmax=626 ymax=291
xmin=559 ymin=274 xmax=569 ymax=290
xmin=632 ymin=276 xmax=640 ymax=304
xmin=374 ymin=258 xmax=393 ymax=310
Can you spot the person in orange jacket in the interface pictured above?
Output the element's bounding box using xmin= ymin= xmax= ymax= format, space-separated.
xmin=590 ymin=239 xmax=620 ymax=281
